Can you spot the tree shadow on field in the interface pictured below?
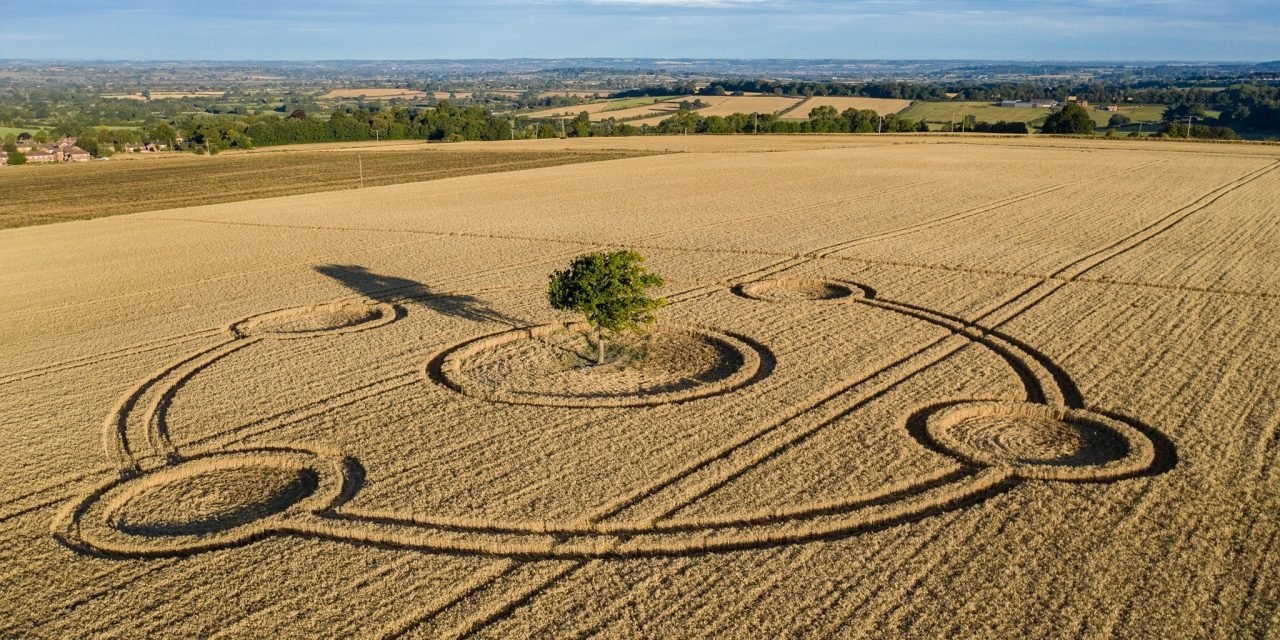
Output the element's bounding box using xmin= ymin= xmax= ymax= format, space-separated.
xmin=314 ymin=263 xmax=526 ymax=327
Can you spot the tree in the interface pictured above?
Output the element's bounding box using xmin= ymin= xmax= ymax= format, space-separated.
xmin=1041 ymin=103 xmax=1095 ymax=135
xmin=6 ymin=150 xmax=25 ymax=165
xmin=1107 ymin=113 xmax=1132 ymax=128
xmin=149 ymin=122 xmax=177 ymax=148
xmin=547 ymin=251 xmax=666 ymax=365
xmin=572 ymin=111 xmax=591 ymax=137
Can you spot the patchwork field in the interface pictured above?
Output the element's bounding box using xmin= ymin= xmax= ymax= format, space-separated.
xmin=779 ymin=96 xmax=913 ymax=119
xmin=321 ymin=88 xmax=430 ymax=100
xmin=530 ymin=95 xmax=803 ymax=125
xmin=2 ymin=136 xmax=1278 ymax=638
xmin=104 ymin=91 xmax=228 ymax=100
xmin=899 ymin=101 xmax=1208 ymax=131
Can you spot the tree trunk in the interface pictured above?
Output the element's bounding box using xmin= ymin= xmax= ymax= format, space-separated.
xmin=597 ymin=332 xmax=606 ymax=365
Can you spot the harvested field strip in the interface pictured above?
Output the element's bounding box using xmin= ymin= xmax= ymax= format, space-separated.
xmin=0 ymin=150 xmax=653 ymax=230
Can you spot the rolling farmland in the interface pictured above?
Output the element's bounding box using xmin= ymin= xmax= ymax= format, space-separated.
xmin=779 ymin=96 xmax=913 ymax=119
xmin=321 ymin=89 xmax=430 ymax=100
xmin=1 ymin=136 xmax=1278 ymax=638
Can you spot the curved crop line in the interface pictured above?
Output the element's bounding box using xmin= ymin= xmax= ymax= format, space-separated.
xmin=325 ymin=464 xmax=968 ymax=537
xmin=857 ymin=297 xmax=1065 ymax=407
xmin=62 ymin=167 xmax=1188 ymax=563
xmin=145 ymin=338 xmax=261 ymax=462
xmin=266 ymin=467 xmax=1015 ymax=560
xmin=582 ymin=285 xmax=1065 ymax=527
xmin=100 ymin=338 xmax=240 ymax=475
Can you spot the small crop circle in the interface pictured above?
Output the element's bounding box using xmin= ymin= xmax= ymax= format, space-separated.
xmin=734 ymin=278 xmax=868 ymax=302
xmin=919 ymin=401 xmax=1156 ymax=481
xmin=61 ymin=448 xmax=349 ymax=557
xmin=230 ymin=299 xmax=398 ymax=339
xmin=111 ymin=464 xmax=319 ymax=537
xmin=431 ymin=322 xmax=767 ymax=408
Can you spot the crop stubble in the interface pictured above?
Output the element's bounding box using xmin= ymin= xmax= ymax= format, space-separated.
xmin=1 ymin=137 xmax=1277 ymax=638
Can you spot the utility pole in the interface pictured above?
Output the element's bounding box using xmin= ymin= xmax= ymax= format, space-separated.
xmin=358 ymin=153 xmax=364 ymax=189
xmin=878 ymin=113 xmax=883 ymax=134
xmin=753 ymin=112 xmax=758 ymax=135
xmin=373 ymin=129 xmax=381 ymax=142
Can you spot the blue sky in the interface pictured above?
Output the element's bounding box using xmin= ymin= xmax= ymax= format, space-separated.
xmin=1 ymin=0 xmax=1276 ymax=61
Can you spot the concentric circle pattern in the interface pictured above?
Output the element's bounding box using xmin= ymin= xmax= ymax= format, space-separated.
xmin=431 ymin=322 xmax=767 ymax=407
xmin=921 ymin=401 xmax=1156 ymax=481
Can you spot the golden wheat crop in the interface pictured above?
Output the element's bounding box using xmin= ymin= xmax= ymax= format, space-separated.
xmin=1 ymin=135 xmax=1277 ymax=638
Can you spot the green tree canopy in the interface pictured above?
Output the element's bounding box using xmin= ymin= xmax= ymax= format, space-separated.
xmin=1107 ymin=113 xmax=1132 ymax=128
xmin=1041 ymin=103 xmax=1095 ymax=135
xmin=547 ymin=251 xmax=666 ymax=364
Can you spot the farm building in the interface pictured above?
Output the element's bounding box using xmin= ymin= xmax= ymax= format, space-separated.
xmin=1000 ymin=99 xmax=1059 ymax=108
xmin=23 ymin=148 xmax=58 ymax=163
xmin=121 ymin=142 xmax=168 ymax=153
xmin=14 ymin=141 xmax=92 ymax=162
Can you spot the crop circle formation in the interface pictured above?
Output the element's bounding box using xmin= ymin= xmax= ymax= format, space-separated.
xmin=734 ymin=278 xmax=868 ymax=302
xmin=229 ymin=299 xmax=398 ymax=339
xmin=921 ymin=401 xmax=1156 ymax=481
xmin=432 ymin=321 xmax=766 ymax=407
xmin=61 ymin=448 xmax=349 ymax=557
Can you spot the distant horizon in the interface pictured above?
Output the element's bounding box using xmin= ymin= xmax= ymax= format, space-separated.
xmin=3 ymin=57 xmax=1276 ymax=65
xmin=3 ymin=1 xmax=1276 ymax=61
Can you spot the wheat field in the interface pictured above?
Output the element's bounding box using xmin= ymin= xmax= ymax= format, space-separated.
xmin=1 ymin=135 xmax=1278 ymax=638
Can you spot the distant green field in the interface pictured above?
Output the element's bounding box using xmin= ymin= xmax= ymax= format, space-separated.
xmin=602 ymin=96 xmax=677 ymax=111
xmin=0 ymin=126 xmax=39 ymax=138
xmin=901 ymin=101 xmax=1214 ymax=132
xmin=900 ymin=101 xmax=1051 ymax=127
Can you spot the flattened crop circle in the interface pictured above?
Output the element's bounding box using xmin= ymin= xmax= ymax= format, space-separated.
xmin=62 ymin=448 xmax=348 ymax=557
xmin=734 ymin=278 xmax=869 ymax=302
xmin=431 ymin=322 xmax=767 ymax=408
xmin=920 ymin=401 xmax=1156 ymax=481
xmin=230 ymin=299 xmax=398 ymax=339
